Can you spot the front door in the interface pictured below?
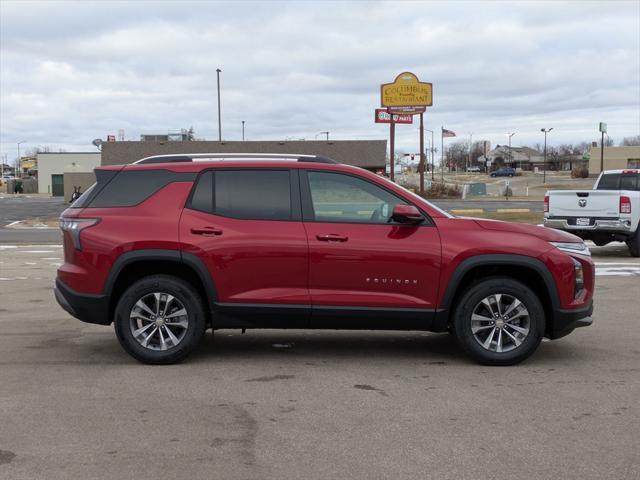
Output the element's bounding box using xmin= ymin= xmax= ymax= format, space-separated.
xmin=301 ymin=170 xmax=441 ymax=328
xmin=179 ymin=168 xmax=310 ymax=325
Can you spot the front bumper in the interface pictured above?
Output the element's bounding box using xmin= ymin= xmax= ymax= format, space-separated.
xmin=54 ymin=278 xmax=111 ymax=325
xmin=549 ymin=300 xmax=594 ymax=339
xmin=544 ymin=217 xmax=633 ymax=233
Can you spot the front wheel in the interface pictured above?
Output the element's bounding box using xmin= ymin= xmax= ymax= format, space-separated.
xmin=453 ymin=278 xmax=545 ymax=365
xmin=114 ymin=275 xmax=206 ymax=364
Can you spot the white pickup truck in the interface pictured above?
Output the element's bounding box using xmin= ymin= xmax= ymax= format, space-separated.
xmin=544 ymin=169 xmax=640 ymax=256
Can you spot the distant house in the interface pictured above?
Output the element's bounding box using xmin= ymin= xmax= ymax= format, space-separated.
xmin=589 ymin=146 xmax=640 ymax=174
xmin=484 ymin=145 xmax=544 ymax=170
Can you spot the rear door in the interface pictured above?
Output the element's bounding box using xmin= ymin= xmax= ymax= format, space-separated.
xmin=300 ymin=169 xmax=441 ymax=328
xmin=180 ymin=168 xmax=310 ymax=321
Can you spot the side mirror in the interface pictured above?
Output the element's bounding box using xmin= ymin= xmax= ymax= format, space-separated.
xmin=391 ymin=204 xmax=424 ymax=224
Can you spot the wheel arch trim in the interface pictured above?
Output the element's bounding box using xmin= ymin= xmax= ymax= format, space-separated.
xmin=434 ymin=254 xmax=561 ymax=331
xmin=103 ymin=249 xmax=218 ymax=307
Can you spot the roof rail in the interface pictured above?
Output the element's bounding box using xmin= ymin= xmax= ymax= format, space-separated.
xmin=135 ymin=153 xmax=338 ymax=165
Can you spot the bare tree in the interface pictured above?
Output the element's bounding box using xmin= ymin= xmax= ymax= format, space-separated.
xmin=620 ymin=135 xmax=640 ymax=146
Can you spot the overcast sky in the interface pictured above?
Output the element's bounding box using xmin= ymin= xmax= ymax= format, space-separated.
xmin=1 ymin=0 xmax=639 ymax=162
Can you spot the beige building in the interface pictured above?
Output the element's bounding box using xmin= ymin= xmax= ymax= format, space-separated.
xmin=589 ymin=146 xmax=640 ymax=174
xmin=37 ymin=152 xmax=100 ymax=196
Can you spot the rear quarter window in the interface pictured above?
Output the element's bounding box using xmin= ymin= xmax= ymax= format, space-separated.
xmin=86 ymin=170 xmax=196 ymax=207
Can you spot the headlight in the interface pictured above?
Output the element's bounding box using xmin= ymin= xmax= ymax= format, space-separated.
xmin=549 ymin=241 xmax=591 ymax=256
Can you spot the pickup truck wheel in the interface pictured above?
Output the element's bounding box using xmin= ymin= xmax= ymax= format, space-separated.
xmin=626 ymin=234 xmax=640 ymax=257
xmin=114 ymin=275 xmax=206 ymax=364
xmin=453 ymin=278 xmax=545 ymax=365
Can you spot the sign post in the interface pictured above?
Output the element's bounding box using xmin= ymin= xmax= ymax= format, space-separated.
xmin=390 ymin=121 xmax=396 ymax=181
xmin=379 ymin=72 xmax=433 ymax=193
xmin=599 ymin=122 xmax=607 ymax=173
xmin=419 ymin=113 xmax=425 ymax=194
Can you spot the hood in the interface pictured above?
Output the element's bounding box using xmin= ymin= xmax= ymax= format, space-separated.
xmin=472 ymin=218 xmax=583 ymax=242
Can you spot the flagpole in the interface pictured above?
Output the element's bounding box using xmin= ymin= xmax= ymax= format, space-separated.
xmin=441 ymin=126 xmax=444 ymax=182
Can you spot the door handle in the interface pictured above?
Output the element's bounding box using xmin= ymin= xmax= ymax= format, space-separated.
xmin=191 ymin=226 xmax=223 ymax=236
xmin=316 ymin=234 xmax=348 ymax=242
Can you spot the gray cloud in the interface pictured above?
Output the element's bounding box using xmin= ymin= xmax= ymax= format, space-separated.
xmin=1 ymin=0 xmax=638 ymax=162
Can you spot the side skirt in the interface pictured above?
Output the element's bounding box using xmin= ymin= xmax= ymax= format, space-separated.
xmin=211 ymin=303 xmax=439 ymax=331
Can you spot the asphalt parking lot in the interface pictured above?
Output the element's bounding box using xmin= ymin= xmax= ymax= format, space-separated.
xmin=1 ymin=242 xmax=639 ymax=480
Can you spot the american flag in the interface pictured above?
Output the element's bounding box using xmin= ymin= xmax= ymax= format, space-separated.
xmin=442 ymin=128 xmax=456 ymax=138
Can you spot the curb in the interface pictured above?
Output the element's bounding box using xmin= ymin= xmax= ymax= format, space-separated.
xmin=496 ymin=208 xmax=531 ymax=213
xmin=451 ymin=209 xmax=484 ymax=214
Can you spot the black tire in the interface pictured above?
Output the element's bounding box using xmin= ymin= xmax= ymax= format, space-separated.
xmin=452 ymin=277 xmax=545 ymax=366
xmin=114 ymin=275 xmax=206 ymax=364
xmin=626 ymin=233 xmax=640 ymax=257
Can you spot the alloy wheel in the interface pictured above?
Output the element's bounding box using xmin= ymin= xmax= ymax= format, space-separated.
xmin=129 ymin=292 xmax=189 ymax=351
xmin=470 ymin=293 xmax=531 ymax=353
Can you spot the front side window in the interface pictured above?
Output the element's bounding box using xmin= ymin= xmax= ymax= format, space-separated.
xmin=307 ymin=171 xmax=407 ymax=224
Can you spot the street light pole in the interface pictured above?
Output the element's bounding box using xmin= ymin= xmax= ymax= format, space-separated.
xmin=216 ymin=68 xmax=222 ymax=141
xmin=242 ymin=120 xmax=245 ymax=141
xmin=541 ymin=128 xmax=553 ymax=183
xmin=425 ymin=129 xmax=435 ymax=181
xmin=508 ymin=132 xmax=516 ymax=168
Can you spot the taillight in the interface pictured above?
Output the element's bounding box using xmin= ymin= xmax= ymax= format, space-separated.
xmin=59 ymin=217 xmax=100 ymax=250
xmin=620 ymin=196 xmax=631 ymax=214
xmin=544 ymin=195 xmax=549 ymax=213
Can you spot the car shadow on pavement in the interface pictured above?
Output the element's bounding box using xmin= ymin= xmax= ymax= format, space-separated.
xmin=186 ymin=330 xmax=468 ymax=365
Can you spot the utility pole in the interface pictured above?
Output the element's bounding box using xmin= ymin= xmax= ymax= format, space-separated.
xmin=541 ymin=128 xmax=553 ymax=184
xmin=508 ymin=132 xmax=516 ymax=168
xmin=216 ymin=68 xmax=222 ymax=141
xmin=17 ymin=140 xmax=26 ymax=179
xmin=468 ymin=132 xmax=473 ymax=171
xmin=242 ymin=121 xmax=245 ymax=141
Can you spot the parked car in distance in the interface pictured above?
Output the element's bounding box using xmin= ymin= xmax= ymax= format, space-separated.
xmin=55 ymin=153 xmax=594 ymax=366
xmin=466 ymin=166 xmax=481 ymax=173
xmin=544 ymin=169 xmax=640 ymax=256
xmin=490 ymin=167 xmax=516 ymax=177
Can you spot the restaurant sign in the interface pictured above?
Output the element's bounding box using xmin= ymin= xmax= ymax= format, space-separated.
xmin=381 ymin=72 xmax=433 ymax=107
xmin=375 ymin=109 xmax=413 ymax=124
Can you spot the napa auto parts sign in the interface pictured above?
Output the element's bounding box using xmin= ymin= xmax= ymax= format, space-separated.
xmin=375 ymin=109 xmax=413 ymax=124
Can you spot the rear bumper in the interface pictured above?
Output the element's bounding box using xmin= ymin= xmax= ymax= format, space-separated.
xmin=54 ymin=278 xmax=111 ymax=325
xmin=549 ymin=300 xmax=594 ymax=339
xmin=544 ymin=217 xmax=633 ymax=234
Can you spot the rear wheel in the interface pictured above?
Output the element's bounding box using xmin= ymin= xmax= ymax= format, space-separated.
xmin=626 ymin=233 xmax=640 ymax=257
xmin=453 ymin=277 xmax=545 ymax=365
xmin=114 ymin=275 xmax=206 ymax=364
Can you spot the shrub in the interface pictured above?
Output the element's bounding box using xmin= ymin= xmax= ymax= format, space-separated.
xmin=422 ymin=182 xmax=462 ymax=199
xmin=571 ymin=166 xmax=589 ymax=178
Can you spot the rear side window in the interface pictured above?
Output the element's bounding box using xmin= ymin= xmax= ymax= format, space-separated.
xmin=87 ymin=170 xmax=196 ymax=208
xmin=596 ymin=174 xmax=619 ymax=190
xmin=596 ymin=173 xmax=640 ymax=191
xmin=188 ymin=169 xmax=293 ymax=221
xmin=619 ymin=173 xmax=639 ymax=191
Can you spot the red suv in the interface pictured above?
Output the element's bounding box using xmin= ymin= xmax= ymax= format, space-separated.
xmin=55 ymin=154 xmax=594 ymax=365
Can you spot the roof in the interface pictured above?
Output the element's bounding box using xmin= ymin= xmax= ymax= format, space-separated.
xmin=101 ymin=140 xmax=387 ymax=168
